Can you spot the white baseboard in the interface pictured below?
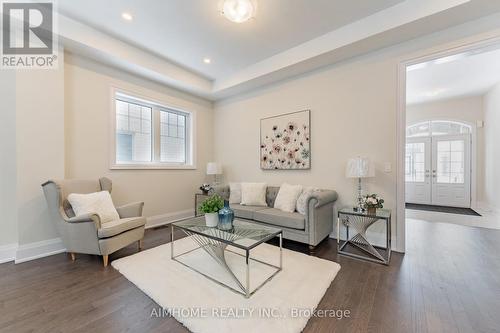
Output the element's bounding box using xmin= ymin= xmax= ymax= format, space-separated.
xmin=0 ymin=243 xmax=18 ymax=264
xmin=477 ymin=201 xmax=500 ymax=215
xmin=15 ymin=238 xmax=66 ymax=264
xmin=4 ymin=209 xmax=194 ymax=265
xmin=146 ymin=209 xmax=195 ymax=229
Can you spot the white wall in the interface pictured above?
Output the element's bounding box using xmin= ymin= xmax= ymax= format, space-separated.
xmin=214 ymin=23 xmax=500 ymax=251
xmin=215 ymin=50 xmax=398 ymax=244
xmin=15 ymin=54 xmax=65 ymax=246
xmin=484 ymin=83 xmax=500 ymax=210
xmin=406 ymin=96 xmax=485 ymax=202
xmin=0 ymin=70 xmax=18 ymax=249
xmin=64 ymin=54 xmax=214 ymax=222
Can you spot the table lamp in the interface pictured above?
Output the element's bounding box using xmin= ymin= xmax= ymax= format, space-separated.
xmin=206 ymin=162 xmax=222 ymax=186
xmin=346 ymin=157 xmax=374 ymax=211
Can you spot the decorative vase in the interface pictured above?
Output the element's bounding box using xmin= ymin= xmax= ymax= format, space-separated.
xmin=205 ymin=212 xmax=218 ymax=227
xmin=218 ymin=200 xmax=234 ymax=231
xmin=367 ymin=207 xmax=377 ymax=215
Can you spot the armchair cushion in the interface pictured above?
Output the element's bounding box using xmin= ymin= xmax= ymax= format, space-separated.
xmin=98 ymin=217 xmax=146 ymax=238
xmin=67 ymin=191 xmax=120 ymax=223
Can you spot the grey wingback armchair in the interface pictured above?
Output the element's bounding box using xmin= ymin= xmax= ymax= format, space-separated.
xmin=42 ymin=177 xmax=146 ymax=267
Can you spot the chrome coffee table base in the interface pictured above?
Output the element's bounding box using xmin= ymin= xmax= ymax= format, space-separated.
xmin=170 ymin=222 xmax=282 ymax=298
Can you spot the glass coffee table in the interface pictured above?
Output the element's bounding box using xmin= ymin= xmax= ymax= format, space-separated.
xmin=171 ymin=217 xmax=283 ymax=298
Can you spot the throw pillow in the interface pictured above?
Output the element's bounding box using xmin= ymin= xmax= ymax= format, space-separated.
xmin=296 ymin=186 xmax=319 ymax=215
xmin=240 ymin=182 xmax=268 ymax=206
xmin=229 ymin=182 xmax=242 ymax=204
xmin=67 ymin=191 xmax=120 ymax=224
xmin=274 ymin=183 xmax=303 ymax=213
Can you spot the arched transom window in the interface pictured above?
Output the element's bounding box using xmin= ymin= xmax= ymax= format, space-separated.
xmin=406 ymin=120 xmax=471 ymax=138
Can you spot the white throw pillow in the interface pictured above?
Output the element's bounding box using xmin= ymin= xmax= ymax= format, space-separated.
xmin=240 ymin=182 xmax=268 ymax=206
xmin=296 ymin=187 xmax=318 ymax=215
xmin=67 ymin=191 xmax=120 ymax=224
xmin=229 ymin=182 xmax=242 ymax=204
xmin=274 ymin=183 xmax=303 ymax=213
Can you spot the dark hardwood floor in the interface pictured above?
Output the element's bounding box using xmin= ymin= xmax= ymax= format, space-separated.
xmin=1 ymin=219 xmax=499 ymax=333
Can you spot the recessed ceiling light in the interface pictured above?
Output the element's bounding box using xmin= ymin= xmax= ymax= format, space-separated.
xmin=221 ymin=0 xmax=256 ymax=23
xmin=121 ymin=12 xmax=133 ymax=21
xmin=203 ymin=58 xmax=211 ymax=64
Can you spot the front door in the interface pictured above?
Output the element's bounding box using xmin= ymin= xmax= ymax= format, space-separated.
xmin=405 ymin=137 xmax=431 ymax=204
xmin=431 ymin=134 xmax=471 ymax=207
xmin=405 ymin=134 xmax=471 ymax=208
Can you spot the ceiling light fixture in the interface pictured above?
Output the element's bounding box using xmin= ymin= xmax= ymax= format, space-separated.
xmin=121 ymin=12 xmax=133 ymax=21
xmin=221 ymin=0 xmax=256 ymax=23
xmin=203 ymin=58 xmax=211 ymax=64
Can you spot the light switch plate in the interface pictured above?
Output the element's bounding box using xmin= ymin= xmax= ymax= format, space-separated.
xmin=384 ymin=162 xmax=392 ymax=173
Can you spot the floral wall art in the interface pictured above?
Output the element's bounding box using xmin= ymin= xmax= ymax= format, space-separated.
xmin=260 ymin=110 xmax=311 ymax=170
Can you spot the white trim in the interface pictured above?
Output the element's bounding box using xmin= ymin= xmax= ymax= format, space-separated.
xmin=0 ymin=243 xmax=18 ymax=264
xmin=146 ymin=209 xmax=195 ymax=229
xmin=397 ymin=35 xmax=500 ymax=254
xmin=14 ymin=238 xmax=66 ymax=264
xmin=396 ymin=61 xmax=407 ymax=253
xmin=109 ymin=86 xmax=197 ymax=170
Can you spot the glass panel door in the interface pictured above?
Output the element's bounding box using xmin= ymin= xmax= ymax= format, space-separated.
xmin=431 ymin=135 xmax=470 ymax=207
xmin=405 ymin=138 xmax=431 ymax=204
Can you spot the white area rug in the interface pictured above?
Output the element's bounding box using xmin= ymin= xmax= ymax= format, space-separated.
xmin=112 ymin=237 xmax=340 ymax=333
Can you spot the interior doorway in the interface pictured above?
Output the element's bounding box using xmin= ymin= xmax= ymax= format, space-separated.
xmin=396 ymin=37 xmax=500 ymax=254
xmin=405 ymin=120 xmax=472 ymax=208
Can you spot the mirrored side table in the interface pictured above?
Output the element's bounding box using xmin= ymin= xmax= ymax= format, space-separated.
xmin=337 ymin=207 xmax=391 ymax=265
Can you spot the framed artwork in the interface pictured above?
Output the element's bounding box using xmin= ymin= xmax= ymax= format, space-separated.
xmin=260 ymin=110 xmax=311 ymax=170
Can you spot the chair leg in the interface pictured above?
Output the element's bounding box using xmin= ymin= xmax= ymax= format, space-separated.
xmin=103 ymin=255 xmax=109 ymax=267
xmin=138 ymin=239 xmax=144 ymax=251
xmin=70 ymin=252 xmax=76 ymax=261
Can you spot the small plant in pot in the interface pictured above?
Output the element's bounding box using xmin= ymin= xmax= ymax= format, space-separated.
xmin=362 ymin=194 xmax=384 ymax=215
xmin=200 ymin=195 xmax=224 ymax=227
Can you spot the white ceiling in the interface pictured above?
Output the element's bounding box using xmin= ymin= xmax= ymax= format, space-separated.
xmin=407 ymin=47 xmax=500 ymax=105
xmin=57 ymin=0 xmax=403 ymax=80
xmin=50 ymin=0 xmax=500 ymax=100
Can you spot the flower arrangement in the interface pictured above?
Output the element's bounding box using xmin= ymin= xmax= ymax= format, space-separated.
xmin=362 ymin=194 xmax=384 ymax=210
xmin=199 ymin=183 xmax=212 ymax=194
xmin=199 ymin=195 xmax=224 ymax=214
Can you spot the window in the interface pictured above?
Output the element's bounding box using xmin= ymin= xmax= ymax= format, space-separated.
xmin=406 ymin=120 xmax=471 ymax=138
xmin=436 ymin=140 xmax=465 ymax=184
xmin=405 ymin=142 xmax=426 ymax=183
xmin=112 ymin=92 xmax=194 ymax=169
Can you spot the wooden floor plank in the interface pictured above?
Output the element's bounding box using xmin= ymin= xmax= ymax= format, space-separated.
xmin=1 ymin=219 xmax=499 ymax=332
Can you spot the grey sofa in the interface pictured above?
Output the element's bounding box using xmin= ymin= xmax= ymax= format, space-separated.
xmin=213 ymin=185 xmax=338 ymax=251
xmin=42 ymin=177 xmax=146 ymax=267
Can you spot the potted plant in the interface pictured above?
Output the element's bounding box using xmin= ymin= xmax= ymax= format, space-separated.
xmin=362 ymin=194 xmax=384 ymax=215
xmin=200 ymin=195 xmax=224 ymax=227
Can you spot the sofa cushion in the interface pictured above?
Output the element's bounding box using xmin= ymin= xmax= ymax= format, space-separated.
xmin=229 ymin=182 xmax=242 ymax=204
xmin=274 ymin=183 xmax=303 ymax=213
xmin=254 ymin=208 xmax=305 ymax=230
xmin=230 ymin=204 xmax=267 ymax=219
xmin=98 ymin=217 xmax=146 ymax=238
xmin=241 ymin=182 xmax=268 ymax=206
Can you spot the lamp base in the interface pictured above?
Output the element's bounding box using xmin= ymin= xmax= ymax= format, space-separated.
xmin=356 ymin=177 xmax=365 ymax=211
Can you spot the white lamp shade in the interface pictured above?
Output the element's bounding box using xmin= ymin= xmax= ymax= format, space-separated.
xmin=206 ymin=162 xmax=222 ymax=175
xmin=346 ymin=157 xmax=375 ymax=178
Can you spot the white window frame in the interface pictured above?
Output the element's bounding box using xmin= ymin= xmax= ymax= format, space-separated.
xmin=110 ymin=87 xmax=196 ymax=170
